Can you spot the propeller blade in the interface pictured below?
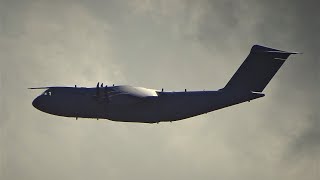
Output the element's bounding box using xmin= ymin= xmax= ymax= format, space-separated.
xmin=96 ymin=82 xmax=100 ymax=96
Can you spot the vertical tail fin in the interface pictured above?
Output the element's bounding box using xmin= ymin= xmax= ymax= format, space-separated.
xmin=223 ymin=45 xmax=299 ymax=92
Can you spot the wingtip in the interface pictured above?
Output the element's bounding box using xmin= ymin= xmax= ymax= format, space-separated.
xmin=28 ymin=87 xmax=50 ymax=90
xmin=290 ymin=51 xmax=303 ymax=55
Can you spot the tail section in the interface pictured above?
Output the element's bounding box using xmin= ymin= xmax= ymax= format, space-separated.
xmin=223 ymin=45 xmax=299 ymax=92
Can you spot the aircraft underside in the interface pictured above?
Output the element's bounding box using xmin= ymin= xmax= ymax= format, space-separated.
xmin=105 ymin=91 xmax=264 ymax=123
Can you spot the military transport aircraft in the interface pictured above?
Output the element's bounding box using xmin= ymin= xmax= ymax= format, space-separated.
xmin=30 ymin=45 xmax=299 ymax=123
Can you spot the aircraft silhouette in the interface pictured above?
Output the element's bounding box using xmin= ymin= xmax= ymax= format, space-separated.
xmin=31 ymin=45 xmax=299 ymax=123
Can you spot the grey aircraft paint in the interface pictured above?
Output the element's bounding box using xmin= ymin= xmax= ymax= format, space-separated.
xmin=31 ymin=45 xmax=299 ymax=123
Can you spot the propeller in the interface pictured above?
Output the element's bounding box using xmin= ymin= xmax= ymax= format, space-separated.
xmin=96 ymin=82 xmax=100 ymax=97
xmin=105 ymin=85 xmax=109 ymax=102
xmin=95 ymin=82 xmax=109 ymax=102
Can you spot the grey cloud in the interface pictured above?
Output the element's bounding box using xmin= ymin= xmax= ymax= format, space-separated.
xmin=1 ymin=0 xmax=319 ymax=180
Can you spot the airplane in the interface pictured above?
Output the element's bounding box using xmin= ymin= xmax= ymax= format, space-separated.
xmin=30 ymin=45 xmax=299 ymax=123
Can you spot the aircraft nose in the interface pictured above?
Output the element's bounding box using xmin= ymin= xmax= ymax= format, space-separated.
xmin=32 ymin=97 xmax=41 ymax=109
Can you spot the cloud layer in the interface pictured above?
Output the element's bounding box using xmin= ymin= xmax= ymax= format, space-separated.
xmin=1 ymin=0 xmax=319 ymax=180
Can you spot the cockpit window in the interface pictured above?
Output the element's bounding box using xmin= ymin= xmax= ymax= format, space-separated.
xmin=42 ymin=90 xmax=52 ymax=96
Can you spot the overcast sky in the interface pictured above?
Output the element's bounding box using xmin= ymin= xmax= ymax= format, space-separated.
xmin=0 ymin=0 xmax=319 ymax=180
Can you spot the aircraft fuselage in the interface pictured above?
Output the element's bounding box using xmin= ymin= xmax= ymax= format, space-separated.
xmin=32 ymin=87 xmax=264 ymax=123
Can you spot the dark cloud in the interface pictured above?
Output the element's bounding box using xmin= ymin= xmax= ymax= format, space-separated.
xmin=183 ymin=0 xmax=320 ymax=163
xmin=291 ymin=113 xmax=320 ymax=153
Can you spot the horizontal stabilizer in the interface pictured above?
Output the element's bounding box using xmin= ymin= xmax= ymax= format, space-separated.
xmin=252 ymin=45 xmax=301 ymax=54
